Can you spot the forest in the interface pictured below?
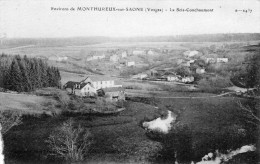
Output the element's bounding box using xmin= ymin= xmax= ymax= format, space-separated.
xmin=0 ymin=54 xmax=61 ymax=92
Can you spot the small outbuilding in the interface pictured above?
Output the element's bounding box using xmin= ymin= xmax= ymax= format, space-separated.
xmin=97 ymin=87 xmax=125 ymax=101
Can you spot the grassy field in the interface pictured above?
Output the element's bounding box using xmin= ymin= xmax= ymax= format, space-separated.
xmin=0 ymin=92 xmax=58 ymax=115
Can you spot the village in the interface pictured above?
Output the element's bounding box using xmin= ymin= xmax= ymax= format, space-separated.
xmin=61 ymin=48 xmax=231 ymax=101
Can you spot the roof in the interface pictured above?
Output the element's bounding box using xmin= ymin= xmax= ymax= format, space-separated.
xmin=98 ymin=87 xmax=125 ymax=92
xmin=64 ymin=81 xmax=93 ymax=89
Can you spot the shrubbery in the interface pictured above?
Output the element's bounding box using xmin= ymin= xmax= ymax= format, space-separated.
xmin=198 ymin=76 xmax=232 ymax=93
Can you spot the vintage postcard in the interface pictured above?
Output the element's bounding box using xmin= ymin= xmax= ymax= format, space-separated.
xmin=0 ymin=0 xmax=259 ymax=163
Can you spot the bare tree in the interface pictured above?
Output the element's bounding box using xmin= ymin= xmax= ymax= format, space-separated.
xmin=0 ymin=111 xmax=22 ymax=134
xmin=46 ymin=118 xmax=93 ymax=161
xmin=237 ymin=101 xmax=260 ymax=126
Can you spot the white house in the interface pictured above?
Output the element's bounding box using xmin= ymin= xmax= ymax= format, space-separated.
xmin=181 ymin=76 xmax=194 ymax=83
xmin=81 ymin=77 xmax=122 ymax=90
xmin=147 ymin=50 xmax=154 ymax=55
xmin=206 ymin=58 xmax=216 ymax=64
xmin=217 ymin=58 xmax=228 ymax=63
xmin=64 ymin=76 xmax=123 ymax=97
xmin=110 ymin=55 xmax=119 ymax=62
xmin=63 ymin=81 xmax=97 ymax=97
xmin=167 ymin=75 xmax=181 ymax=82
xmin=121 ymin=51 xmax=127 ymax=58
xmin=133 ymin=50 xmax=144 ymax=55
xmin=126 ymin=61 xmax=135 ymax=67
xmin=183 ymin=50 xmax=199 ymax=57
xmin=196 ymin=68 xmax=205 ymax=74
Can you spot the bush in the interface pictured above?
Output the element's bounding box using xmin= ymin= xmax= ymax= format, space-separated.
xmin=46 ymin=118 xmax=93 ymax=162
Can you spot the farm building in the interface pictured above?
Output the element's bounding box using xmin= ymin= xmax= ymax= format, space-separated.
xmin=64 ymin=76 xmax=123 ymax=97
xmin=183 ymin=50 xmax=199 ymax=57
xmin=196 ymin=67 xmax=205 ymax=74
xmin=81 ymin=77 xmax=122 ymax=90
xmin=126 ymin=61 xmax=135 ymax=67
xmin=110 ymin=55 xmax=119 ymax=62
xmin=63 ymin=81 xmax=97 ymax=97
xmin=217 ymin=58 xmax=228 ymax=63
xmin=97 ymin=87 xmax=125 ymax=101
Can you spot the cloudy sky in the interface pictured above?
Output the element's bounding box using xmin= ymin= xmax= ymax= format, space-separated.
xmin=0 ymin=0 xmax=259 ymax=38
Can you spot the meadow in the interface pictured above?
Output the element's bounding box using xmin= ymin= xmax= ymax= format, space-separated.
xmin=2 ymin=90 xmax=257 ymax=164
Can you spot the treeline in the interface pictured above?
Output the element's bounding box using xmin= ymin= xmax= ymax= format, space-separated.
xmin=0 ymin=54 xmax=61 ymax=92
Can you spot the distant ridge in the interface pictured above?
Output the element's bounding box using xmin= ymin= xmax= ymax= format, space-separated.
xmin=1 ymin=33 xmax=260 ymax=48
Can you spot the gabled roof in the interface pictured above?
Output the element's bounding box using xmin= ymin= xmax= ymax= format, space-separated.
xmin=64 ymin=81 xmax=93 ymax=89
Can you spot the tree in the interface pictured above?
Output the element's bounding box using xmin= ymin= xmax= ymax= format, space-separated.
xmin=237 ymin=101 xmax=260 ymax=126
xmin=8 ymin=59 xmax=23 ymax=92
xmin=0 ymin=111 xmax=22 ymax=135
xmin=46 ymin=118 xmax=93 ymax=161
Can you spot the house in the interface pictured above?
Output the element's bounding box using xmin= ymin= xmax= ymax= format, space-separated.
xmin=87 ymin=54 xmax=105 ymax=61
xmin=183 ymin=50 xmax=199 ymax=58
xmin=147 ymin=50 xmax=154 ymax=55
xmin=181 ymin=76 xmax=194 ymax=83
xmin=206 ymin=58 xmax=216 ymax=64
xmin=217 ymin=58 xmax=228 ymax=63
xmin=64 ymin=76 xmax=123 ymax=97
xmin=126 ymin=61 xmax=135 ymax=67
xmin=132 ymin=50 xmax=145 ymax=55
xmin=81 ymin=77 xmax=122 ymax=90
xmin=97 ymin=87 xmax=125 ymax=101
xmin=63 ymin=81 xmax=97 ymax=97
xmin=167 ymin=75 xmax=181 ymax=82
xmin=132 ymin=73 xmax=148 ymax=80
xmin=110 ymin=55 xmax=119 ymax=62
xmin=196 ymin=67 xmax=205 ymax=74
xmin=121 ymin=51 xmax=127 ymax=58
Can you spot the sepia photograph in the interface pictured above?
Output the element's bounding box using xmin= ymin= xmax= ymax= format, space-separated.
xmin=0 ymin=0 xmax=259 ymax=163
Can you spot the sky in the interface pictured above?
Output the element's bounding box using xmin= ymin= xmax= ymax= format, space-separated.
xmin=0 ymin=0 xmax=259 ymax=38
